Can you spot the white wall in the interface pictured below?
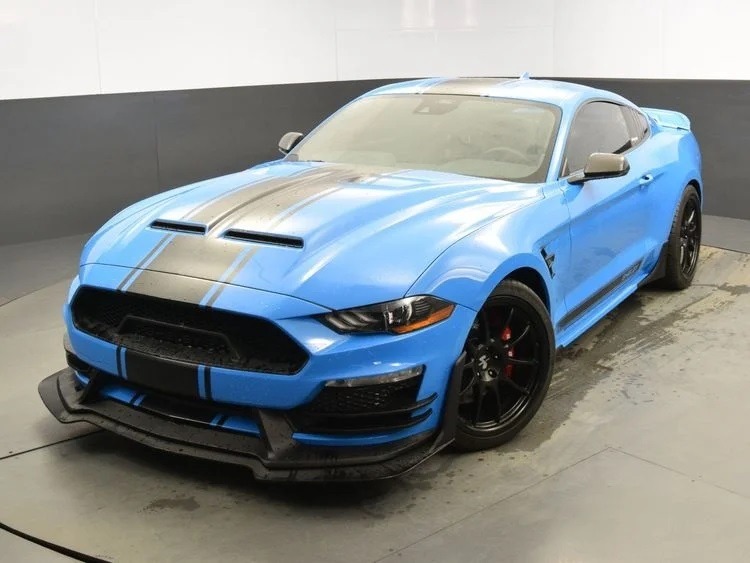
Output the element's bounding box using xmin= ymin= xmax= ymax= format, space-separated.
xmin=1 ymin=0 xmax=749 ymax=100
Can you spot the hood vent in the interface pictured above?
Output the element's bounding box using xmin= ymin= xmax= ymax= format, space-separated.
xmin=223 ymin=229 xmax=304 ymax=249
xmin=150 ymin=219 xmax=207 ymax=235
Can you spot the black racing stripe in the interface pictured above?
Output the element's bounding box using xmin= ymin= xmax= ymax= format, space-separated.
xmin=116 ymin=233 xmax=170 ymax=290
xmin=203 ymin=367 xmax=212 ymax=401
xmin=125 ymin=270 xmax=218 ymax=305
xmin=207 ymin=167 xmax=352 ymax=233
xmin=203 ymin=183 xmax=347 ymax=307
xmin=137 ymin=395 xmax=217 ymax=424
xmin=125 ymin=349 xmax=199 ymax=398
xmin=129 ymin=168 xmax=354 ymax=294
xmin=117 ymin=175 xmax=300 ymax=290
xmin=188 ymin=166 xmax=333 ymax=227
xmin=121 ymin=167 xmax=324 ymax=295
xmin=203 ymin=249 xmax=260 ymax=307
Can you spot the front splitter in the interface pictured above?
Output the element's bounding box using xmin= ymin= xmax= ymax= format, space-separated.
xmin=38 ymin=359 xmax=463 ymax=482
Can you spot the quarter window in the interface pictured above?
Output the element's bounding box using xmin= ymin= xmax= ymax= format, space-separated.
xmin=625 ymin=107 xmax=650 ymax=143
xmin=562 ymin=102 xmax=633 ymax=176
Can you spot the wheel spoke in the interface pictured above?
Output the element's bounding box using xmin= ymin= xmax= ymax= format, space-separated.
xmin=459 ymin=384 xmax=476 ymax=404
xmin=497 ymin=376 xmax=530 ymax=395
xmin=480 ymin=309 xmax=492 ymax=343
xmin=457 ymin=296 xmax=550 ymax=434
xmin=473 ymin=387 xmax=487 ymax=424
xmin=506 ymin=356 xmax=538 ymax=366
xmin=465 ymin=340 xmax=480 ymax=357
xmin=503 ymin=307 xmax=515 ymax=332
xmin=493 ymin=384 xmax=504 ymax=422
xmin=686 ymin=209 xmax=695 ymax=227
xmin=507 ymin=323 xmax=531 ymax=348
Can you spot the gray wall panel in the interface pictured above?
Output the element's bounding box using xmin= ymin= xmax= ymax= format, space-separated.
xmin=0 ymin=78 xmax=748 ymax=245
xmin=566 ymin=78 xmax=750 ymax=220
xmin=0 ymin=92 xmax=160 ymax=245
xmin=153 ymin=80 xmax=395 ymax=190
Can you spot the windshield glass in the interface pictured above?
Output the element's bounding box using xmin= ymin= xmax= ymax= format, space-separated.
xmin=290 ymin=94 xmax=561 ymax=183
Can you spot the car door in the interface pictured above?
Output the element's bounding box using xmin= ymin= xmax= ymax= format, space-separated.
xmin=559 ymin=101 xmax=651 ymax=326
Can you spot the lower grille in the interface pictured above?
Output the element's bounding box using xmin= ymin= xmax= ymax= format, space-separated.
xmin=290 ymin=375 xmax=435 ymax=434
xmin=71 ymin=287 xmax=308 ymax=374
xmin=69 ymin=354 xmax=259 ymax=435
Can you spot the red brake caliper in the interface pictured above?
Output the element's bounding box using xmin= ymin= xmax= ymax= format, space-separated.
xmin=501 ymin=327 xmax=514 ymax=378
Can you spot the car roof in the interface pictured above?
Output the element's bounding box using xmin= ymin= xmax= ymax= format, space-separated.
xmin=363 ymin=77 xmax=631 ymax=110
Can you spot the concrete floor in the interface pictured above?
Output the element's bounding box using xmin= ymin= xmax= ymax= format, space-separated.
xmin=1 ymin=217 xmax=749 ymax=562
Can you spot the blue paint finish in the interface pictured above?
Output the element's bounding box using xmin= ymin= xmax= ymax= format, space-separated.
xmin=221 ymin=416 xmax=260 ymax=436
xmin=67 ymin=327 xmax=120 ymax=377
xmin=63 ymin=78 xmax=702 ymax=449
xmin=294 ymin=427 xmax=428 ymax=447
xmin=98 ymin=382 xmax=139 ymax=405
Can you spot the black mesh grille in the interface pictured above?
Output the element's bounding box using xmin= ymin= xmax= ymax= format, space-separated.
xmin=291 ymin=375 xmax=434 ymax=434
xmin=71 ymin=287 xmax=308 ymax=374
xmin=304 ymin=378 xmax=422 ymax=415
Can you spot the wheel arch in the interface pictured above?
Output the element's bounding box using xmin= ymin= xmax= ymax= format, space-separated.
xmin=687 ymin=178 xmax=702 ymax=201
xmin=410 ymin=248 xmax=557 ymax=319
xmin=502 ymin=267 xmax=550 ymax=312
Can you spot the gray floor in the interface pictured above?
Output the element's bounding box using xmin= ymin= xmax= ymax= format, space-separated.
xmin=1 ymin=218 xmax=749 ymax=562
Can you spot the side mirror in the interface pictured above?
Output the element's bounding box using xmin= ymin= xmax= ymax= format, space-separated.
xmin=569 ymin=152 xmax=630 ymax=184
xmin=278 ymin=131 xmax=304 ymax=155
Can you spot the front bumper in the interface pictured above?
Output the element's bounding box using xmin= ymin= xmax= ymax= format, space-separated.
xmin=39 ymin=354 xmax=464 ymax=481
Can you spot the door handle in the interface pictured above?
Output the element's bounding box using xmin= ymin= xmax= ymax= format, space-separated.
xmin=639 ymin=174 xmax=654 ymax=187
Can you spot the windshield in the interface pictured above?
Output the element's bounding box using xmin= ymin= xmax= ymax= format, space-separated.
xmin=290 ymin=94 xmax=561 ymax=183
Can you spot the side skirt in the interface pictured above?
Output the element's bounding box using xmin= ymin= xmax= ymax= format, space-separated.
xmin=559 ymin=259 xmax=643 ymax=330
xmin=554 ymin=252 xmax=668 ymax=349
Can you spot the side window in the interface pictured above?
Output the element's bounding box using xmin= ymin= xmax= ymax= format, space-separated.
xmin=562 ymin=102 xmax=632 ymax=175
xmin=625 ymin=107 xmax=650 ymax=144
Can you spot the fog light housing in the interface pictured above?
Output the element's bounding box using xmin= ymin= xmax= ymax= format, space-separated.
xmin=325 ymin=365 xmax=424 ymax=388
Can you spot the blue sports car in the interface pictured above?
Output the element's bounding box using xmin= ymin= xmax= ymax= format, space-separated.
xmin=40 ymin=76 xmax=702 ymax=481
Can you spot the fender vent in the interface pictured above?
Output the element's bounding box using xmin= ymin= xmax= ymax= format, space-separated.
xmin=223 ymin=229 xmax=304 ymax=248
xmin=150 ymin=220 xmax=207 ymax=235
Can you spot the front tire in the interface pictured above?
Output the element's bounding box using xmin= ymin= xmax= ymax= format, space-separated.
xmin=453 ymin=280 xmax=554 ymax=451
xmin=661 ymin=185 xmax=701 ymax=290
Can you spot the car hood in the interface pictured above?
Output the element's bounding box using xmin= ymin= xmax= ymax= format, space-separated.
xmin=83 ymin=161 xmax=542 ymax=310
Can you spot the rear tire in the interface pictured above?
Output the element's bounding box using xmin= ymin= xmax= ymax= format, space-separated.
xmin=453 ymin=280 xmax=554 ymax=451
xmin=661 ymin=185 xmax=701 ymax=290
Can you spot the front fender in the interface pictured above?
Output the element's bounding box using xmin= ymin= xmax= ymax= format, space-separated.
xmin=406 ymin=200 xmax=567 ymax=327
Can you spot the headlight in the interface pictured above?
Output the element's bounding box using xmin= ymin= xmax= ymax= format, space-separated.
xmin=320 ymin=296 xmax=455 ymax=334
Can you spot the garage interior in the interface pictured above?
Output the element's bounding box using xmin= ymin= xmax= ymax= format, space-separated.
xmin=2 ymin=1 xmax=750 ymax=561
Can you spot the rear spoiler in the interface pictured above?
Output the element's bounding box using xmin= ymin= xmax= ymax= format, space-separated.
xmin=642 ymin=108 xmax=691 ymax=131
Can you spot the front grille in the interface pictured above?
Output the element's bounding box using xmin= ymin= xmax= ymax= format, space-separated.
xmin=290 ymin=375 xmax=435 ymax=434
xmin=306 ymin=378 xmax=422 ymax=414
xmin=71 ymin=287 xmax=308 ymax=374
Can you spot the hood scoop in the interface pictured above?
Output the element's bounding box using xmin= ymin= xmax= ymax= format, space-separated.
xmin=150 ymin=219 xmax=207 ymax=235
xmin=223 ymin=229 xmax=304 ymax=249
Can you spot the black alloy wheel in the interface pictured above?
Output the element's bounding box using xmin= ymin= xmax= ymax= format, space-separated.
xmin=454 ymin=280 xmax=554 ymax=451
xmin=679 ymin=197 xmax=700 ymax=277
xmin=662 ymin=185 xmax=702 ymax=290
